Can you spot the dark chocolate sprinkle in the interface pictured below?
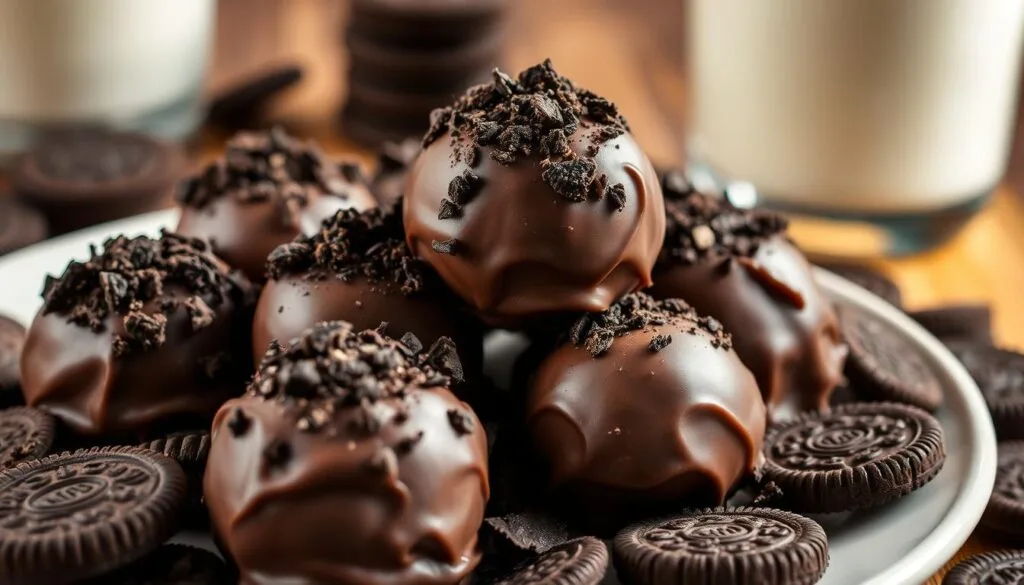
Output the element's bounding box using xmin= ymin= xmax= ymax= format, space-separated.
xmin=423 ymin=60 xmax=630 ymax=207
xmin=40 ymin=231 xmax=253 ymax=356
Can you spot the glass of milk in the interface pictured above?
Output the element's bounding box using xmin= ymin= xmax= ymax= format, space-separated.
xmin=687 ymin=0 xmax=1024 ymax=256
xmin=0 ymin=0 xmax=215 ymax=156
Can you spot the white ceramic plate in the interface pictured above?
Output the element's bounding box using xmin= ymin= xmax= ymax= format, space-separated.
xmin=0 ymin=210 xmax=997 ymax=585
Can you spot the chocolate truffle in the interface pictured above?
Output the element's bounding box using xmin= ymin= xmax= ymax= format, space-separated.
xmin=526 ymin=293 xmax=766 ymax=530
xmin=404 ymin=60 xmax=665 ymax=327
xmin=371 ymin=138 xmax=420 ymax=210
xmin=20 ymin=231 xmax=256 ymax=437
xmin=175 ymin=129 xmax=377 ymax=281
xmin=253 ymin=205 xmax=484 ymax=377
xmin=650 ymin=171 xmax=847 ymax=420
xmin=206 ymin=321 xmax=489 ymax=585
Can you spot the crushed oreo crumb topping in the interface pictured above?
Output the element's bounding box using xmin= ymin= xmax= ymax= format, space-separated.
xmin=447 ymin=408 xmax=474 ymax=436
xmin=659 ymin=169 xmax=788 ymax=266
xmin=40 ymin=230 xmax=253 ymax=356
xmin=249 ymin=321 xmax=461 ymax=440
xmin=568 ymin=292 xmax=732 ymax=357
xmin=177 ymin=128 xmax=367 ymax=227
xmin=424 ymin=59 xmax=630 ymax=207
xmin=266 ymin=205 xmax=429 ymax=295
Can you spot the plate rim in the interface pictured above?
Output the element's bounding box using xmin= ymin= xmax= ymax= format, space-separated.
xmin=0 ymin=212 xmax=999 ymax=585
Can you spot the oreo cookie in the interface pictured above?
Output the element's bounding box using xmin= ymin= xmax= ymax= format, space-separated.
xmin=0 ymin=315 xmax=26 ymax=407
xmin=82 ymin=544 xmax=233 ymax=585
xmin=980 ymin=441 xmax=1024 ymax=541
xmin=0 ymin=198 xmax=48 ymax=255
xmin=612 ymin=507 xmax=828 ymax=585
xmin=0 ymin=446 xmax=187 ymax=584
xmin=943 ymin=550 xmax=1024 ymax=584
xmin=0 ymin=407 xmax=55 ymax=469
xmin=761 ymin=402 xmax=945 ymax=513
xmin=841 ymin=303 xmax=944 ymax=411
xmin=909 ymin=304 xmax=993 ymax=344
xmin=140 ymin=431 xmax=210 ymax=527
xmin=495 ymin=537 xmax=608 ymax=585
xmin=821 ymin=263 xmax=902 ymax=308
xmin=946 ymin=343 xmax=1024 ymax=440
xmin=12 ymin=130 xmax=183 ymax=234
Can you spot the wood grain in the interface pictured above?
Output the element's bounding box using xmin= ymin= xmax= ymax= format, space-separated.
xmin=206 ymin=0 xmax=1024 ymax=580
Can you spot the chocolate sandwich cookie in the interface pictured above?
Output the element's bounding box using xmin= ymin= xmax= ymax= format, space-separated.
xmin=612 ymin=507 xmax=828 ymax=585
xmin=12 ymin=130 xmax=182 ymax=234
xmin=347 ymin=31 xmax=501 ymax=93
xmin=0 ymin=446 xmax=187 ymax=585
xmin=980 ymin=441 xmax=1024 ymax=541
xmin=946 ymin=343 xmax=1024 ymax=441
xmin=909 ymin=304 xmax=993 ymax=344
xmin=0 ymin=315 xmax=26 ymax=407
xmin=841 ymin=303 xmax=944 ymax=411
xmin=761 ymin=402 xmax=945 ymax=513
xmin=371 ymin=139 xmax=420 ymax=209
xmin=494 ymin=537 xmax=608 ymax=585
xmin=0 ymin=198 xmax=48 ymax=255
xmin=943 ymin=550 xmax=1024 ymax=584
xmin=820 ymin=263 xmax=902 ymax=309
xmin=82 ymin=544 xmax=233 ymax=585
xmin=0 ymin=407 xmax=55 ymax=469
xmin=350 ymin=0 xmax=507 ymax=49
xmin=140 ymin=430 xmax=210 ymax=526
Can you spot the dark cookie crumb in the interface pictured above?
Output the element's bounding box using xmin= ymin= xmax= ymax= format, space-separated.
xmin=250 ymin=322 xmax=460 ymax=447
xmin=424 ymin=59 xmax=630 ymax=207
xmin=178 ymin=128 xmax=367 ymax=224
xmin=266 ymin=205 xmax=430 ymax=296
xmin=227 ymin=407 xmax=251 ymax=437
xmin=40 ymin=231 xmax=253 ymax=357
xmin=448 ymin=408 xmax=474 ymax=436
xmin=568 ymin=293 xmax=732 ymax=357
xmin=658 ymin=169 xmax=788 ymax=267
xmin=431 ymin=239 xmax=460 ymax=256
xmin=262 ymin=439 xmax=292 ymax=470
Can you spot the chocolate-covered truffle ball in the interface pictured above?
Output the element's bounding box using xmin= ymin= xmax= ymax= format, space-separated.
xmin=404 ymin=60 xmax=665 ymax=327
xmin=206 ymin=321 xmax=489 ymax=585
xmin=650 ymin=171 xmax=847 ymax=419
xmin=175 ymin=129 xmax=376 ymax=281
xmin=527 ymin=294 xmax=766 ymax=530
xmin=21 ymin=231 xmax=256 ymax=437
xmin=371 ymin=138 xmax=420 ymax=210
xmin=253 ymin=205 xmax=484 ymax=376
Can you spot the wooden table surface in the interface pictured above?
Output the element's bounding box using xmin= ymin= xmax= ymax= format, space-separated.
xmin=203 ymin=1 xmax=1020 ymax=582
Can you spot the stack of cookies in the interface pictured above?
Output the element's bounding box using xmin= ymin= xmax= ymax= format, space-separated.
xmin=340 ymin=0 xmax=507 ymax=146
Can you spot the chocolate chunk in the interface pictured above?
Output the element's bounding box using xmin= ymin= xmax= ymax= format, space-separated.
xmin=909 ymin=304 xmax=993 ymax=344
xmin=947 ymin=343 xmax=1024 ymax=441
xmin=761 ymin=402 xmax=945 ymax=513
xmin=431 ymin=239 xmax=460 ymax=256
xmin=81 ymin=544 xmax=234 ymax=585
xmin=0 ymin=407 xmax=55 ymax=469
xmin=612 ymin=507 xmax=828 ymax=585
xmin=207 ymin=65 xmax=304 ymax=131
xmin=0 ymin=198 xmax=48 ymax=256
xmin=448 ymin=170 xmax=483 ymax=205
xmin=541 ymin=159 xmax=597 ymax=203
xmin=0 ymin=315 xmax=26 ymax=407
xmin=981 ymin=441 xmax=1024 ymax=541
xmin=495 ymin=537 xmax=608 ymax=585
xmin=12 ymin=130 xmax=182 ymax=234
xmin=438 ymin=198 xmax=463 ymax=220
xmin=0 ymin=447 xmax=187 ymax=584
xmin=841 ymin=303 xmax=944 ymax=411
xmin=821 ymin=263 xmax=903 ymax=309
xmin=140 ymin=431 xmax=211 ymax=527
xmin=943 ymin=551 xmax=1024 ymax=585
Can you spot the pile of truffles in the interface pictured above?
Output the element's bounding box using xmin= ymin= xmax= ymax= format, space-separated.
xmin=17 ymin=60 xmax=848 ymax=585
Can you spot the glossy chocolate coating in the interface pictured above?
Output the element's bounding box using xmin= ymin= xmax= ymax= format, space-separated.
xmin=404 ymin=131 xmax=664 ymax=327
xmin=176 ymin=186 xmax=376 ymax=282
xmin=21 ymin=288 xmax=252 ymax=437
xmin=252 ymin=272 xmax=484 ymax=373
xmin=651 ymin=236 xmax=847 ymax=419
xmin=527 ymin=318 xmax=766 ymax=528
xmin=205 ymin=388 xmax=489 ymax=585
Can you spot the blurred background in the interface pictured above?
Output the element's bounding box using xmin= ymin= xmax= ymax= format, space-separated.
xmin=3 ymin=0 xmax=1024 ymax=339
